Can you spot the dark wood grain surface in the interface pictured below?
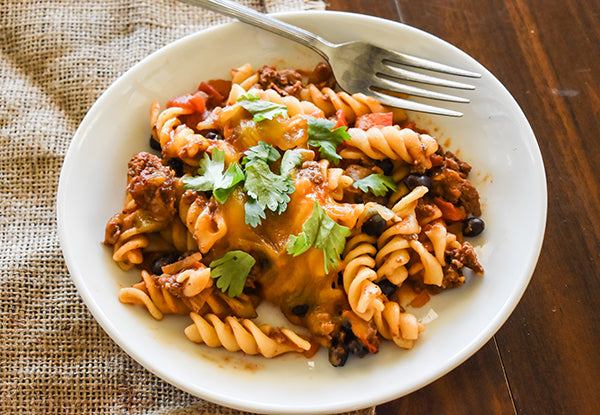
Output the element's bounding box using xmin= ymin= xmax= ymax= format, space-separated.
xmin=326 ymin=1 xmax=600 ymax=414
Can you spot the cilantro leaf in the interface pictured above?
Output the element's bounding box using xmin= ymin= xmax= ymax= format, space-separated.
xmin=353 ymin=173 xmax=398 ymax=197
xmin=182 ymin=149 xmax=244 ymax=203
xmin=237 ymin=94 xmax=288 ymax=122
xmin=307 ymin=117 xmax=350 ymax=165
xmin=244 ymin=159 xmax=295 ymax=219
xmin=209 ymin=250 xmax=256 ymax=298
xmin=286 ymin=201 xmax=351 ymax=273
xmin=244 ymin=196 xmax=266 ymax=227
xmin=280 ymin=149 xmax=304 ymax=178
xmin=213 ymin=162 xmax=245 ymax=203
xmin=182 ymin=150 xmax=226 ymax=192
xmin=243 ymin=141 xmax=280 ymax=166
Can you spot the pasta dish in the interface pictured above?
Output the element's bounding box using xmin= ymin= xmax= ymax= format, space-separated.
xmin=103 ymin=62 xmax=484 ymax=366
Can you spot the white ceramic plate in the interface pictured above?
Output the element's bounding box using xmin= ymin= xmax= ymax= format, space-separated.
xmin=57 ymin=11 xmax=546 ymax=414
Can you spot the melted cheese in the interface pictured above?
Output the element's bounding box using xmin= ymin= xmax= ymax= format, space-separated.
xmin=204 ymin=173 xmax=363 ymax=337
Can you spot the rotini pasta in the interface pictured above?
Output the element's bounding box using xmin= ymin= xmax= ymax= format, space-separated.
xmin=152 ymin=103 xmax=237 ymax=165
xmin=184 ymin=312 xmax=311 ymax=358
xmin=341 ymin=126 xmax=439 ymax=167
xmin=118 ymin=269 xmax=191 ymax=320
xmin=317 ymin=158 xmax=354 ymax=201
xmin=341 ymin=233 xmax=384 ymax=321
xmin=178 ymin=191 xmax=228 ymax=254
xmin=104 ymin=62 xmax=485 ymax=367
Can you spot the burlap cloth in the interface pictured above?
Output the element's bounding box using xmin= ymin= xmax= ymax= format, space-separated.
xmin=0 ymin=1 xmax=377 ymax=414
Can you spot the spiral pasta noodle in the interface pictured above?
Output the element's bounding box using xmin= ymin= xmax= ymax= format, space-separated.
xmin=317 ymin=159 xmax=354 ymax=201
xmin=109 ymin=219 xmax=149 ymax=270
xmin=152 ymin=103 xmax=237 ymax=165
xmin=184 ymin=312 xmax=311 ymax=358
xmin=375 ymin=228 xmax=411 ymax=287
xmin=372 ymin=301 xmax=424 ymax=349
xmin=300 ymin=85 xmax=386 ymax=124
xmin=158 ymin=216 xmax=198 ymax=253
xmin=105 ymin=192 xmax=165 ymax=271
xmin=230 ymin=63 xmax=260 ymax=90
xmin=341 ymin=233 xmax=384 ymax=321
xmin=179 ymin=191 xmax=228 ymax=254
xmin=105 ymin=61 xmax=485 ymax=366
xmin=341 ymin=126 xmax=438 ymax=168
xmin=118 ymin=269 xmax=192 ymax=320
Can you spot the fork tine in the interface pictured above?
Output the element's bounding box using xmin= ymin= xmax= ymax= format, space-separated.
xmin=377 ymin=64 xmax=476 ymax=90
xmin=376 ymin=46 xmax=482 ymax=78
xmin=369 ymin=89 xmax=464 ymax=117
xmin=371 ymin=76 xmax=470 ymax=103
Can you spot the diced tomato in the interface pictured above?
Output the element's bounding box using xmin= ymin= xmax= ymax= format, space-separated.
xmin=207 ymin=79 xmax=232 ymax=103
xmin=197 ymin=81 xmax=225 ymax=106
xmin=334 ymin=109 xmax=348 ymax=128
xmin=354 ymin=112 xmax=393 ymax=130
xmin=433 ymin=197 xmax=467 ymax=222
xmin=166 ymin=91 xmax=206 ymax=113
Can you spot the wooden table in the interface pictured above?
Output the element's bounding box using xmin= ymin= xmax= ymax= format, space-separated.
xmin=326 ymin=1 xmax=600 ymax=414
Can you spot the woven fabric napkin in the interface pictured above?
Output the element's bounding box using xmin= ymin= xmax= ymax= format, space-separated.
xmin=0 ymin=0 xmax=375 ymax=414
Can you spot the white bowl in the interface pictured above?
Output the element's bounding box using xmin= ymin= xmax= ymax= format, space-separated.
xmin=57 ymin=10 xmax=546 ymax=414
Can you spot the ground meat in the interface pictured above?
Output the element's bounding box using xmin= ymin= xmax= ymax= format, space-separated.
xmin=431 ymin=169 xmax=481 ymax=216
xmin=415 ymin=199 xmax=440 ymax=223
xmin=430 ymin=151 xmax=481 ymax=216
xmin=307 ymin=62 xmax=336 ymax=89
xmin=440 ymin=263 xmax=466 ymax=289
xmin=258 ymin=65 xmax=303 ymax=96
xmin=127 ymin=152 xmax=176 ymax=222
xmin=447 ymin=241 xmax=484 ymax=274
xmin=431 ymin=151 xmax=472 ymax=176
xmin=344 ymin=164 xmax=373 ymax=181
xmin=152 ymin=272 xmax=184 ymax=296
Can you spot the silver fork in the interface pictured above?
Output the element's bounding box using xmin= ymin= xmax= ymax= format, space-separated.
xmin=179 ymin=0 xmax=481 ymax=117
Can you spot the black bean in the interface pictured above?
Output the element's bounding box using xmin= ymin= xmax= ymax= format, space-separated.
xmin=463 ymin=217 xmax=485 ymax=237
xmin=404 ymin=174 xmax=432 ymax=190
xmin=291 ymin=304 xmax=309 ymax=318
xmin=150 ymin=252 xmax=180 ymax=275
xmin=336 ymin=322 xmax=369 ymax=358
xmin=375 ymin=159 xmax=394 ymax=176
xmin=205 ymin=131 xmax=223 ymax=140
xmin=328 ymin=342 xmax=348 ymax=367
xmin=167 ymin=158 xmax=184 ymax=177
xmin=376 ymin=279 xmax=397 ymax=298
xmin=347 ymin=338 xmax=369 ymax=357
xmin=340 ymin=318 xmax=352 ymax=331
xmin=337 ymin=272 xmax=344 ymax=287
xmin=362 ymin=213 xmax=386 ymax=237
xmin=149 ymin=135 xmax=161 ymax=151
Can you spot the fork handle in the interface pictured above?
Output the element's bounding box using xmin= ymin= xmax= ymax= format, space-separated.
xmin=179 ymin=0 xmax=334 ymax=59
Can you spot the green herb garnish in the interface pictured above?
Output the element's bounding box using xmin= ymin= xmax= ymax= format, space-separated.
xmin=209 ymin=250 xmax=256 ymax=298
xmin=244 ymin=159 xmax=295 ymax=221
xmin=182 ymin=149 xmax=244 ymax=203
xmin=237 ymin=94 xmax=288 ymax=122
xmin=286 ymin=201 xmax=351 ymax=273
xmin=243 ymin=196 xmax=266 ymax=228
xmin=307 ymin=117 xmax=350 ymax=165
xmin=280 ymin=149 xmax=304 ymax=178
xmin=242 ymin=141 xmax=281 ymax=166
xmin=353 ymin=173 xmax=398 ymax=197
xmin=241 ymin=143 xmax=296 ymax=227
